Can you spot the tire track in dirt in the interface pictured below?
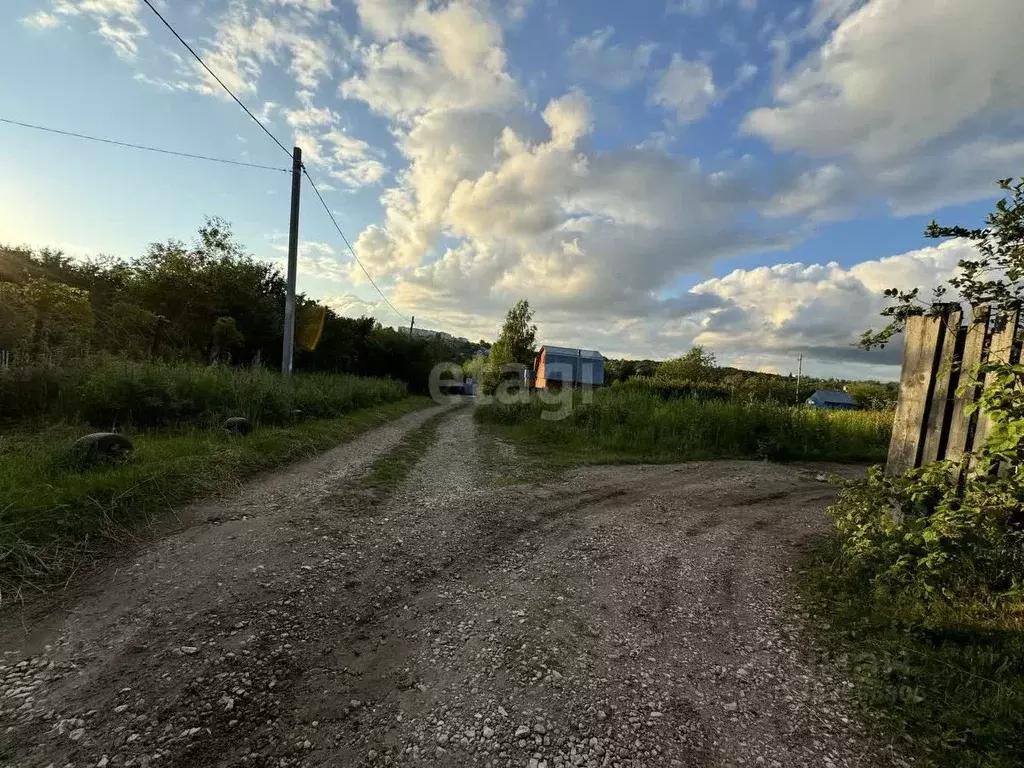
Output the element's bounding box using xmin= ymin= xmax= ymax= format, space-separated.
xmin=1 ymin=410 xmax=885 ymax=768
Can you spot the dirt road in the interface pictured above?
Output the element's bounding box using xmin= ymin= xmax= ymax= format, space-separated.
xmin=1 ymin=405 xmax=883 ymax=767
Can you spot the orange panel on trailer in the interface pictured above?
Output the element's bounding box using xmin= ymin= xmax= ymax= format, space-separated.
xmin=535 ymin=349 xmax=548 ymax=388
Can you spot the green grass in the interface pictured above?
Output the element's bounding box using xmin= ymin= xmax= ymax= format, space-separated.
xmin=0 ymin=397 xmax=432 ymax=596
xmin=475 ymin=389 xmax=892 ymax=464
xmin=799 ymin=538 xmax=1024 ymax=768
xmin=0 ymin=357 xmax=409 ymax=427
xmin=359 ymin=406 xmax=452 ymax=492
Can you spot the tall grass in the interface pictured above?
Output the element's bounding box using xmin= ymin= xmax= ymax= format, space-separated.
xmin=476 ymin=388 xmax=892 ymax=463
xmin=0 ymin=357 xmax=408 ymax=428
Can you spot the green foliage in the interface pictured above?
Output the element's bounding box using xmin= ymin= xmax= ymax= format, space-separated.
xmin=833 ymin=182 xmax=1024 ymax=609
xmin=611 ymin=376 xmax=731 ymax=402
xmin=489 ymin=298 xmax=537 ymax=367
xmin=475 ymin=388 xmax=891 ymax=464
xmin=828 ymin=360 xmax=1024 ymax=606
xmin=656 ymin=345 xmax=717 ymax=381
xmin=0 ymin=358 xmax=408 ymax=428
xmin=0 ymin=219 xmax=480 ymax=392
xmin=483 ymin=298 xmax=537 ymax=393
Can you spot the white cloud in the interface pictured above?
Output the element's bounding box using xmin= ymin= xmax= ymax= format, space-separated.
xmin=566 ymin=27 xmax=655 ymax=91
xmin=505 ymin=0 xmax=533 ymax=24
xmin=689 ymin=238 xmax=974 ymax=370
xmin=31 ymin=0 xmax=147 ymax=59
xmin=763 ymin=164 xmax=850 ymax=221
xmin=22 ymin=11 xmax=64 ymax=29
xmin=263 ymin=0 xmax=336 ymax=13
xmin=270 ymin=239 xmax=353 ymax=284
xmin=285 ymin=105 xmax=337 ymax=128
xmin=342 ymin=0 xmax=519 ymax=120
xmin=322 ymin=293 xmax=388 ymax=321
xmin=291 ymin=119 xmax=387 ymax=188
xmin=650 ymin=54 xmax=716 ymax=123
xmin=746 ymin=0 xmax=1024 ymax=212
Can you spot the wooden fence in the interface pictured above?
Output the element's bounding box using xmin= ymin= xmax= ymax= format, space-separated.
xmin=886 ymin=304 xmax=1021 ymax=475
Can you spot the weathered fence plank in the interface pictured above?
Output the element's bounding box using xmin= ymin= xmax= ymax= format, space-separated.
xmin=973 ymin=305 xmax=1020 ymax=456
xmin=944 ymin=306 xmax=989 ymax=466
xmin=886 ymin=315 xmax=944 ymax=475
xmin=921 ymin=306 xmax=963 ymax=464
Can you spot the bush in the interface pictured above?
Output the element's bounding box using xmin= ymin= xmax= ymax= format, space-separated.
xmin=827 ymin=360 xmax=1024 ymax=608
xmin=829 ymin=463 xmax=1024 ymax=605
xmin=0 ymin=357 xmax=408 ymax=428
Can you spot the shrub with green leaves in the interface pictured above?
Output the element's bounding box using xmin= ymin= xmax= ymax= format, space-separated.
xmin=828 ymin=361 xmax=1024 ymax=606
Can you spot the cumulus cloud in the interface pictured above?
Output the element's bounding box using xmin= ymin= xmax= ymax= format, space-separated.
xmin=650 ymin=55 xmax=716 ymax=123
xmin=342 ymin=0 xmax=519 ymax=120
xmin=746 ymin=0 xmax=1024 ymax=212
xmin=566 ymin=27 xmax=655 ymax=91
xmin=688 ymin=238 xmax=974 ymax=369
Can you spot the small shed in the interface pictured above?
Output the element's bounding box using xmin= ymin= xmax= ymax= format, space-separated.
xmin=806 ymin=389 xmax=859 ymax=410
xmin=534 ymin=346 xmax=605 ymax=389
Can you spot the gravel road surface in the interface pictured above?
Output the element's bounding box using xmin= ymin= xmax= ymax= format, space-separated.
xmin=1 ymin=405 xmax=886 ymax=767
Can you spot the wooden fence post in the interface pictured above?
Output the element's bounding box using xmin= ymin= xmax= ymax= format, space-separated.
xmin=920 ymin=306 xmax=963 ymax=464
xmin=971 ymin=305 xmax=1020 ymax=459
xmin=945 ymin=306 xmax=989 ymax=467
xmin=886 ymin=314 xmax=944 ymax=475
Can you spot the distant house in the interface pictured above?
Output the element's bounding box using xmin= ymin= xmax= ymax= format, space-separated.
xmin=806 ymin=389 xmax=859 ymax=410
xmin=534 ymin=346 xmax=605 ymax=389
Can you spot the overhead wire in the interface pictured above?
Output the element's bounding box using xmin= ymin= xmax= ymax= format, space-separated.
xmin=139 ymin=0 xmax=292 ymax=159
xmin=0 ymin=117 xmax=290 ymax=173
xmin=141 ymin=0 xmax=407 ymax=320
xmin=29 ymin=1 xmax=408 ymax=320
xmin=302 ymin=168 xmax=409 ymax=321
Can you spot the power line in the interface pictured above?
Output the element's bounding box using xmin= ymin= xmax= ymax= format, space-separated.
xmin=140 ymin=0 xmax=292 ymax=159
xmin=141 ymin=0 xmax=406 ymax=322
xmin=0 ymin=117 xmax=290 ymax=173
xmin=302 ymin=168 xmax=409 ymax=322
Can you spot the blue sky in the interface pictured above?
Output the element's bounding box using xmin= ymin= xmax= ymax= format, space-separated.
xmin=3 ymin=0 xmax=1022 ymax=379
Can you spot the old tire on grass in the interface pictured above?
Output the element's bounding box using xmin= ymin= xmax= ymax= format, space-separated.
xmin=71 ymin=432 xmax=134 ymax=465
xmin=223 ymin=417 xmax=252 ymax=436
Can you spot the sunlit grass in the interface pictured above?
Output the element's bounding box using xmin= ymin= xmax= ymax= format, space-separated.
xmin=475 ymin=389 xmax=892 ymax=464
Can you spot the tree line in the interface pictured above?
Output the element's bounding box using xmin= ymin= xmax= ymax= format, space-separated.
xmin=0 ymin=218 xmax=481 ymax=393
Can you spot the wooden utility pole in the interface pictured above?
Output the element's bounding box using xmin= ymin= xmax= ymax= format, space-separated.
xmin=282 ymin=146 xmax=302 ymax=375
xmin=408 ymin=316 xmax=415 ymax=338
xmin=796 ymin=353 xmax=803 ymax=404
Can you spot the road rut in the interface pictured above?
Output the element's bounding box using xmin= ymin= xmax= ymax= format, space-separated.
xmin=0 ymin=406 xmax=886 ymax=767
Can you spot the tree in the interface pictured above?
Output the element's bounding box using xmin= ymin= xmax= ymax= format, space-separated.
xmin=489 ymin=299 xmax=537 ymax=366
xmin=657 ymin=345 xmax=717 ymax=382
xmin=484 ymin=299 xmax=537 ymax=392
xmin=861 ymin=177 xmax=1024 ymax=349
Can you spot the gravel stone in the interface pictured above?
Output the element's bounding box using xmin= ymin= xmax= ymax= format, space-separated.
xmin=0 ymin=408 xmax=888 ymax=767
